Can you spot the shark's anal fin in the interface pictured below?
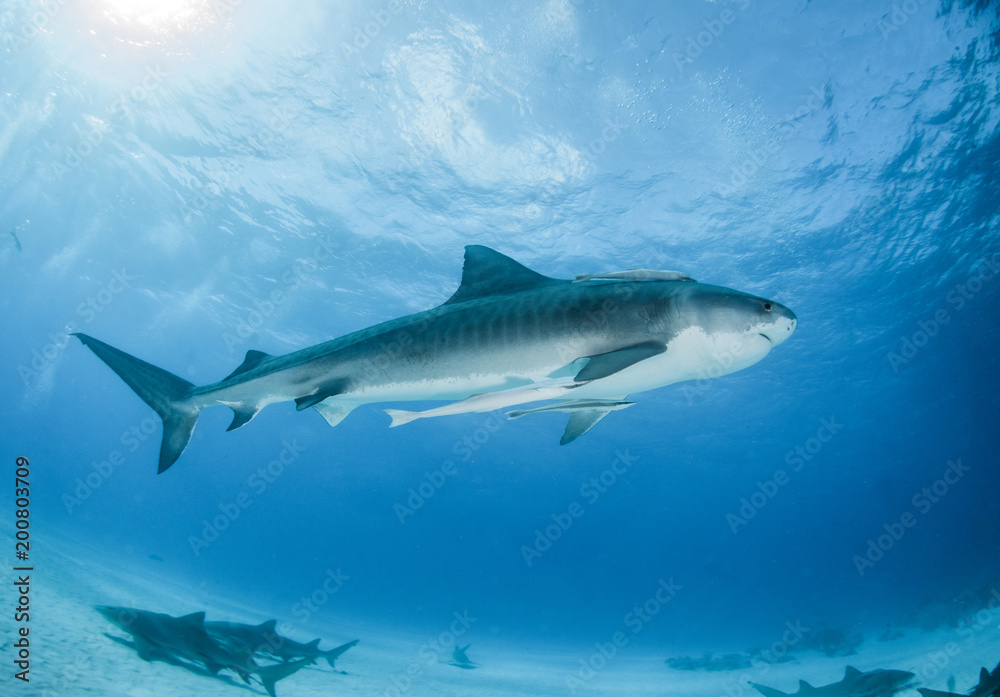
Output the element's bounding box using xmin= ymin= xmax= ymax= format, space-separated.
xmin=224 ymin=350 xmax=273 ymax=381
xmin=575 ymin=341 xmax=666 ymax=382
xmin=227 ymin=405 xmax=260 ymax=431
xmin=294 ymin=379 xmax=350 ymax=411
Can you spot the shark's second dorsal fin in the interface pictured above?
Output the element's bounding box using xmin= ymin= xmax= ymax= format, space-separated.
xmin=224 ymin=350 xmax=272 ymax=381
xmin=179 ymin=611 xmax=206 ymax=627
xmin=443 ymin=246 xmax=562 ymax=305
xmin=844 ymin=667 xmax=862 ymax=680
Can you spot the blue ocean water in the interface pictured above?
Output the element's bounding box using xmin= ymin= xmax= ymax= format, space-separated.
xmin=2 ymin=0 xmax=999 ymax=689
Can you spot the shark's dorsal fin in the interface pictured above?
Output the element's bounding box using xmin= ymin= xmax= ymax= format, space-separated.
xmin=258 ymin=619 xmax=277 ymax=632
xmin=798 ymin=680 xmax=815 ymax=693
xmin=225 ymin=350 xmax=272 ymax=381
xmin=178 ymin=611 xmax=206 ymax=627
xmin=443 ymin=246 xmax=562 ymax=305
xmin=844 ymin=667 xmax=862 ymax=680
xmin=305 ymin=638 xmax=321 ymax=650
xmin=980 ymin=668 xmax=991 ymax=685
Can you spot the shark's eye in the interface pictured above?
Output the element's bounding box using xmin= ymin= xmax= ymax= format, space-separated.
xmin=763 ymin=302 xmax=772 ymax=312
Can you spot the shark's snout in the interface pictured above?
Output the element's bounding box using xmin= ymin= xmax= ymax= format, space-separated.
xmin=760 ymin=302 xmax=796 ymax=347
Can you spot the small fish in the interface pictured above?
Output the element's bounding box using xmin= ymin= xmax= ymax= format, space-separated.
xmin=10 ymin=228 xmax=22 ymax=252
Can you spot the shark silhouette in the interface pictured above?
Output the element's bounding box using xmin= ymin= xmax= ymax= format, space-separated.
xmin=75 ymin=245 xmax=796 ymax=472
xmin=751 ymin=666 xmax=915 ymax=697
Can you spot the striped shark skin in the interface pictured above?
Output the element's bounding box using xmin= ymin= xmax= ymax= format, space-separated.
xmin=74 ymin=245 xmax=796 ymax=473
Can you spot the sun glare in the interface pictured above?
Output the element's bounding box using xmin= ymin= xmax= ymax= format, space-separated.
xmin=95 ymin=0 xmax=213 ymax=34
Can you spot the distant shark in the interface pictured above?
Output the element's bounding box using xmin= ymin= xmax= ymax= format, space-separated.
xmin=205 ymin=619 xmax=359 ymax=669
xmin=752 ymin=666 xmax=916 ymax=697
xmin=441 ymin=643 xmax=478 ymax=669
xmin=74 ymin=245 xmax=796 ymax=473
xmin=918 ymin=661 xmax=1000 ymax=697
xmin=96 ymin=606 xmax=311 ymax=697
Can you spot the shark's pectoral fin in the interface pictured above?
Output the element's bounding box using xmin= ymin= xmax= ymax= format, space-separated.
xmin=295 ymin=379 xmax=351 ymax=411
xmin=561 ymin=407 xmax=618 ymax=445
xmin=313 ymin=400 xmax=358 ymax=428
xmin=575 ymin=341 xmax=665 ymax=381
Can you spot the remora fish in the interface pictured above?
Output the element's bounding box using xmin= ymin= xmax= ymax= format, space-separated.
xmin=74 ymin=245 xmax=796 ymax=473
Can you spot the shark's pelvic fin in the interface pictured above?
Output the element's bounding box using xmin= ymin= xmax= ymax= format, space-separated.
xmin=294 ymin=379 xmax=351 ymax=411
xmin=575 ymin=341 xmax=666 ymax=381
xmin=73 ymin=333 xmax=199 ymax=474
xmin=443 ymin=245 xmax=564 ymax=305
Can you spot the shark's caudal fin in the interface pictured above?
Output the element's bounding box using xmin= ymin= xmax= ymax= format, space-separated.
xmin=323 ymin=639 xmax=359 ymax=668
xmin=73 ymin=333 xmax=199 ymax=474
xmin=255 ymin=657 xmax=314 ymax=697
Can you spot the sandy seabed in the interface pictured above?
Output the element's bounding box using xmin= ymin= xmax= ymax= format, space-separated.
xmin=2 ymin=531 xmax=998 ymax=697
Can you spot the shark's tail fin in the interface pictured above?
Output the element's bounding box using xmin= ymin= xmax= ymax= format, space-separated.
xmin=255 ymin=657 xmax=314 ymax=697
xmin=74 ymin=333 xmax=199 ymax=474
xmin=323 ymin=639 xmax=359 ymax=668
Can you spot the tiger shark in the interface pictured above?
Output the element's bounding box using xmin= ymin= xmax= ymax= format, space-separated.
xmin=751 ymin=667 xmax=916 ymax=697
xmin=95 ymin=606 xmax=312 ymax=697
xmin=74 ymin=245 xmax=796 ymax=473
